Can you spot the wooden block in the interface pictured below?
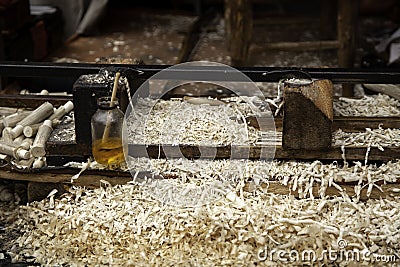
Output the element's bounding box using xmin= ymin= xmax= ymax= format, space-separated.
xmin=283 ymin=79 xmax=333 ymax=150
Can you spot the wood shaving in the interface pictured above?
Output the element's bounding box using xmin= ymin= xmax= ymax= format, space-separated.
xmin=2 ymin=90 xmax=400 ymax=265
xmin=333 ymin=127 xmax=400 ymax=148
xmin=49 ymin=112 xmax=75 ymax=142
xmin=62 ymin=148 xmax=400 ymax=218
xmin=2 ymin=179 xmax=399 ymax=266
xmin=126 ymin=98 xmax=269 ymax=146
xmin=334 ymin=94 xmax=400 ymax=116
xmin=126 ymin=157 xmax=400 ymax=200
xmin=70 ymin=159 xmax=92 ymax=183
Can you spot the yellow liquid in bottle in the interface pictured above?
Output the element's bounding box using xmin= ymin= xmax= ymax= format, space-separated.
xmin=92 ymin=137 xmax=124 ymax=167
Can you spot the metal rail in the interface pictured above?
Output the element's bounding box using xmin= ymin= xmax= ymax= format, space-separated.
xmin=0 ymin=61 xmax=400 ymax=84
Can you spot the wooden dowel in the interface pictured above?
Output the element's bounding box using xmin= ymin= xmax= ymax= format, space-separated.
xmin=0 ymin=140 xmax=30 ymax=159
xmin=39 ymin=89 xmax=49 ymax=95
xmin=17 ymin=102 xmax=54 ymax=126
xmin=23 ymin=123 xmax=41 ymax=138
xmin=110 ymin=73 xmax=120 ymax=107
xmin=11 ymin=102 xmax=54 ymax=138
xmin=1 ymin=140 xmax=17 ymax=148
xmin=48 ymin=101 xmax=74 ymax=123
xmin=14 ymin=147 xmax=31 ymax=160
xmin=13 ymin=135 xmax=24 ymax=146
xmin=19 ymin=138 xmax=33 ymax=150
xmin=2 ymin=127 xmax=13 ymax=143
xmin=3 ymin=111 xmax=31 ymax=127
xmin=102 ymin=72 xmax=120 ymax=142
xmin=31 ymin=120 xmax=53 ymax=157
xmin=10 ymin=125 xmax=24 ymax=139
xmin=32 ymin=157 xmax=45 ymax=169
xmin=18 ymin=157 xmax=34 ymax=168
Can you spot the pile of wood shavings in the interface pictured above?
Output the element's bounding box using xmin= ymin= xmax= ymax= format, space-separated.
xmin=3 ymin=181 xmax=399 ymax=266
xmin=334 ymin=128 xmax=400 ymax=148
xmin=334 ymin=94 xmax=400 ymax=116
xmin=126 ymin=98 xmax=264 ymax=145
xmin=67 ymin=152 xmax=400 ymax=202
xmin=127 ymin=157 xmax=400 ymax=200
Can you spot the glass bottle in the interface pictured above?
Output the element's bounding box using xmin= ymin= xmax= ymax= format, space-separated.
xmin=91 ymin=96 xmax=125 ymax=167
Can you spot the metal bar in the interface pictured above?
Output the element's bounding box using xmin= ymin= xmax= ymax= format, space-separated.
xmin=1 ymin=61 xmax=400 ymax=84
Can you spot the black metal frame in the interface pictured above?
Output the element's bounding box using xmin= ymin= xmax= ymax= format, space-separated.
xmin=1 ymin=61 xmax=400 ymax=84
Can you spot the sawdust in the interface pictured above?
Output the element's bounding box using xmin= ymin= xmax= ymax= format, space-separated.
xmin=125 ymin=97 xmax=270 ymax=146
xmin=2 ymin=179 xmax=399 ymax=266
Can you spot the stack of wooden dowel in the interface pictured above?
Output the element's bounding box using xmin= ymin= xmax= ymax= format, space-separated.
xmin=0 ymin=101 xmax=74 ymax=168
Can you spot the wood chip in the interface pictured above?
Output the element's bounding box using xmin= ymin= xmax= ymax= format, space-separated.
xmin=2 ymin=180 xmax=398 ymax=266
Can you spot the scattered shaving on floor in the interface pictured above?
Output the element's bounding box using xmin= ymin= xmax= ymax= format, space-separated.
xmin=334 ymin=94 xmax=400 ymax=116
xmin=127 ymin=157 xmax=400 ymax=200
xmin=66 ymin=155 xmax=400 ymax=201
xmin=126 ymin=98 xmax=272 ymax=146
xmin=5 ymin=100 xmax=400 ymax=265
xmin=334 ymin=128 xmax=400 ymax=149
xmin=3 ymin=180 xmax=399 ymax=266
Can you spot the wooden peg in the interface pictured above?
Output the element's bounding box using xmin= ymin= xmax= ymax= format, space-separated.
xmin=11 ymin=102 xmax=54 ymax=138
xmin=2 ymin=127 xmax=13 ymax=143
xmin=19 ymin=138 xmax=33 ymax=150
xmin=48 ymin=101 xmax=74 ymax=123
xmin=32 ymin=157 xmax=46 ymax=169
xmin=23 ymin=123 xmax=40 ymax=138
xmin=3 ymin=111 xmax=31 ymax=127
xmin=31 ymin=120 xmax=53 ymax=157
xmin=0 ymin=140 xmax=30 ymax=159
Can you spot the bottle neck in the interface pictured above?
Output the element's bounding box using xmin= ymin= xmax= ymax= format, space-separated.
xmin=97 ymin=96 xmax=119 ymax=110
